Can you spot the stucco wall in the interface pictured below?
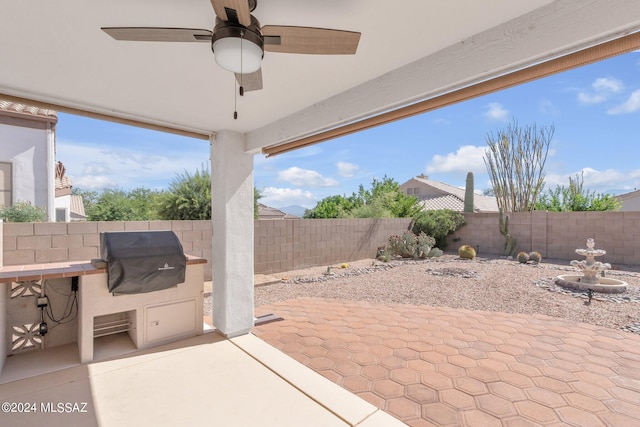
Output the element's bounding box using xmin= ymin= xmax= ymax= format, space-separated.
xmin=620 ymin=195 xmax=640 ymax=211
xmin=0 ymin=118 xmax=51 ymax=211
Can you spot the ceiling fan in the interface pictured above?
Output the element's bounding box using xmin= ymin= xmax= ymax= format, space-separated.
xmin=102 ymin=0 xmax=361 ymax=95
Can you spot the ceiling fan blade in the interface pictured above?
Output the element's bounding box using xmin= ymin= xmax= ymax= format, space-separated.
xmin=262 ymin=26 xmax=360 ymax=55
xmin=210 ymin=0 xmax=252 ymax=27
xmin=235 ymin=69 xmax=263 ymax=92
xmin=102 ymin=27 xmax=212 ymax=42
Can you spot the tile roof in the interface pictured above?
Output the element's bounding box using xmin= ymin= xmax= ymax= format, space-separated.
xmin=410 ymin=176 xmax=499 ymax=212
xmin=616 ymin=189 xmax=640 ymax=200
xmin=55 ymin=176 xmax=72 ymax=190
xmin=0 ymin=99 xmax=57 ymax=122
xmin=419 ymin=195 xmax=464 ymax=211
xmin=70 ymin=195 xmax=86 ymax=219
xmin=258 ymin=203 xmax=300 ymax=219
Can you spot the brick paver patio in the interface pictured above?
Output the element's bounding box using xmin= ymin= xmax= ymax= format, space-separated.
xmin=254 ymin=298 xmax=640 ymax=426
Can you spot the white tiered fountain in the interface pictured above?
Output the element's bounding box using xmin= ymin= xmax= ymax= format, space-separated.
xmin=555 ymin=238 xmax=627 ymax=293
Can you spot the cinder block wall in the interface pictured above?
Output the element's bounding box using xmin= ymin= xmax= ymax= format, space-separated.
xmin=1 ymin=218 xmax=412 ymax=278
xmin=3 ymin=212 xmax=637 ymax=278
xmin=254 ymin=218 xmax=412 ymax=274
xmin=447 ymin=211 xmax=640 ymax=266
xmin=2 ymin=221 xmax=214 ymax=279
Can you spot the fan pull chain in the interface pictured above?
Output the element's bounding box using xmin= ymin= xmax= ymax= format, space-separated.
xmin=234 ymin=31 xmax=245 ymax=120
xmin=239 ymin=31 xmax=245 ymax=96
xmin=233 ymin=80 xmax=238 ymax=119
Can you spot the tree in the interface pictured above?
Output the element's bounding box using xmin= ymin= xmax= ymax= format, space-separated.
xmin=85 ymin=188 xmax=161 ymax=221
xmin=484 ymin=120 xmax=553 ymax=212
xmin=535 ymin=172 xmax=621 ymax=212
xmin=156 ymin=166 xmax=264 ymax=220
xmin=156 ymin=167 xmax=212 ymax=220
xmin=303 ymin=176 xmax=420 ymax=219
xmin=254 ymin=187 xmax=263 ymax=219
xmin=304 ymin=194 xmax=361 ymax=219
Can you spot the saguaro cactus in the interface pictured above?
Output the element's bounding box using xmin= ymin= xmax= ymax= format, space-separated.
xmin=464 ymin=172 xmax=474 ymax=213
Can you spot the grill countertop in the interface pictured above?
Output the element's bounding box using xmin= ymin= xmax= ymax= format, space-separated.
xmin=0 ymin=255 xmax=206 ymax=283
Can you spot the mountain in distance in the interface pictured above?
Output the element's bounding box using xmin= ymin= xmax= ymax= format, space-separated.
xmin=279 ymin=205 xmax=308 ymax=217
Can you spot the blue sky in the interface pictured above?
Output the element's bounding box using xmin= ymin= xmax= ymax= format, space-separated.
xmin=57 ymin=51 xmax=640 ymax=209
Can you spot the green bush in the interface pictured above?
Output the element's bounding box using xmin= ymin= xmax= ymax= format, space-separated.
xmin=0 ymin=201 xmax=47 ymax=222
xmin=412 ymin=209 xmax=466 ymax=249
xmin=156 ymin=167 xmax=211 ymax=220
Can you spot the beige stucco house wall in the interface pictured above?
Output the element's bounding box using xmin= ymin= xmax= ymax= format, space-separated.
xmin=0 ymin=101 xmax=57 ymax=220
xmin=616 ymin=189 xmax=640 ymax=211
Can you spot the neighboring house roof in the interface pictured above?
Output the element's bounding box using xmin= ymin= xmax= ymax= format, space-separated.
xmin=258 ymin=203 xmax=300 ymax=220
xmin=401 ymin=174 xmax=499 ymax=212
xmin=0 ymin=99 xmax=58 ymax=123
xmin=615 ymin=189 xmax=640 ymax=211
xmin=616 ymin=189 xmax=640 ymax=201
xmin=70 ymin=195 xmax=86 ymax=220
xmin=55 ymin=161 xmax=72 ymax=196
xmin=419 ymin=194 xmax=464 ymax=211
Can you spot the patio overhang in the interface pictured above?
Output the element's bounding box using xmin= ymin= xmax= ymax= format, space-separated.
xmin=2 ymin=0 xmax=640 ymax=337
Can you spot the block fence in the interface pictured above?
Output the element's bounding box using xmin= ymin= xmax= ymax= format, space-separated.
xmin=446 ymin=211 xmax=640 ymax=266
xmin=0 ymin=218 xmax=413 ymax=279
xmin=2 ymin=212 xmax=638 ymax=279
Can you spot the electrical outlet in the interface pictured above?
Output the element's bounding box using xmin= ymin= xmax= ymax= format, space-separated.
xmin=37 ymin=296 xmax=49 ymax=308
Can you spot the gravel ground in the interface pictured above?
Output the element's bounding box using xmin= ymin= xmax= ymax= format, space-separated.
xmin=253 ymin=254 xmax=640 ymax=332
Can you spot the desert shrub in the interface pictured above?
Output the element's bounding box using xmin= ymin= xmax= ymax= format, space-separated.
xmin=517 ymin=252 xmax=529 ymax=264
xmin=386 ymin=231 xmax=435 ymax=259
xmin=458 ymin=244 xmax=476 ymax=259
xmin=427 ymin=248 xmax=444 ymax=258
xmin=0 ymin=201 xmax=47 ymax=222
xmin=412 ymin=209 xmax=466 ymax=249
xmin=528 ymin=251 xmax=542 ymax=263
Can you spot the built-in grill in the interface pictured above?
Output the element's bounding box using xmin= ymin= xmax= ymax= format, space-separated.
xmin=100 ymin=231 xmax=186 ymax=294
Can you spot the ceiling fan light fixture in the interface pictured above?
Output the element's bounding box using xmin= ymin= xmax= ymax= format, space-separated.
xmin=213 ymin=36 xmax=263 ymax=73
xmin=211 ymin=18 xmax=264 ymax=74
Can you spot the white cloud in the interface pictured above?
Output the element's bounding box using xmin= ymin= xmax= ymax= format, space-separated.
xmin=577 ymin=77 xmax=623 ymax=105
xmin=539 ymin=99 xmax=559 ymax=115
xmin=426 ymin=145 xmax=487 ymax=174
xmin=592 ymin=77 xmax=623 ymax=93
xmin=544 ymin=167 xmax=640 ymax=193
xmin=577 ymin=93 xmax=604 ymax=105
xmin=261 ymin=187 xmax=316 ymax=208
xmin=336 ymin=161 xmax=359 ymax=178
xmin=56 ymin=140 xmax=208 ymax=190
xmin=484 ymin=102 xmax=509 ymax=122
xmin=607 ymin=89 xmax=640 ymax=114
xmin=432 ymin=118 xmax=451 ymax=125
xmin=277 ymin=166 xmax=339 ymax=187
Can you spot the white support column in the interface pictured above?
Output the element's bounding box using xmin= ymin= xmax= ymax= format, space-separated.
xmin=46 ymin=123 xmax=56 ymax=222
xmin=210 ymin=130 xmax=255 ymax=338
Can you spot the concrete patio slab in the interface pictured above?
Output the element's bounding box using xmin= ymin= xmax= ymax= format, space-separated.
xmin=1 ymin=332 xmax=394 ymax=426
xmin=254 ymin=297 xmax=640 ymax=426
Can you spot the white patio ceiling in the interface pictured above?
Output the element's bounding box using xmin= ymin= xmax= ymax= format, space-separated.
xmin=2 ymin=0 xmax=640 ymax=152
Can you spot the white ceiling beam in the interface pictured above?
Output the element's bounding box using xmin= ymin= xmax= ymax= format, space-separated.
xmin=245 ymin=0 xmax=640 ymax=153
